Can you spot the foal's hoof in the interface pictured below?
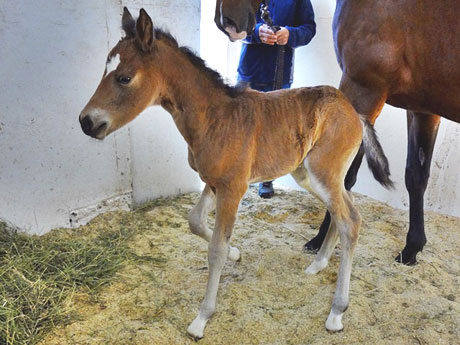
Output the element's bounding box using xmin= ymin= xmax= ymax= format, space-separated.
xmin=187 ymin=318 xmax=206 ymax=340
xmin=325 ymin=311 xmax=344 ymax=332
xmin=305 ymin=259 xmax=328 ymax=275
xmin=187 ymin=333 xmax=203 ymax=342
xmin=228 ymin=246 xmax=241 ymax=262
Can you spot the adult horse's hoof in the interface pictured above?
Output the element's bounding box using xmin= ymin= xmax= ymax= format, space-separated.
xmin=395 ymin=248 xmax=418 ymax=265
xmin=303 ymin=236 xmax=323 ymax=253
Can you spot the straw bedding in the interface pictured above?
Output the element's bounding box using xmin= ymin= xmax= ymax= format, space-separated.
xmin=32 ymin=187 xmax=460 ymax=345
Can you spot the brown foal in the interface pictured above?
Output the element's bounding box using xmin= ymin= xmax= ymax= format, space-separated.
xmin=79 ymin=8 xmax=391 ymax=338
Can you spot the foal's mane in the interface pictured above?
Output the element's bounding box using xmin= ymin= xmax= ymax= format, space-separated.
xmin=129 ymin=27 xmax=244 ymax=98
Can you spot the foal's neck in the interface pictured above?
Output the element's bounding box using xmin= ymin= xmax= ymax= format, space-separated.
xmin=154 ymin=41 xmax=233 ymax=146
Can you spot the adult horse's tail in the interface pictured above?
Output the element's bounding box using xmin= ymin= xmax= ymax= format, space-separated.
xmin=360 ymin=116 xmax=394 ymax=189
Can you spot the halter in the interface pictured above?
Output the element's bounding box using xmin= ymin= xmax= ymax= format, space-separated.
xmin=260 ymin=0 xmax=284 ymax=90
xmin=261 ymin=0 xmax=278 ymax=32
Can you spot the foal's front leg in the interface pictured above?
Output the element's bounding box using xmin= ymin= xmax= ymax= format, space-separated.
xmin=187 ymin=185 xmax=246 ymax=339
xmin=188 ymin=184 xmax=241 ymax=261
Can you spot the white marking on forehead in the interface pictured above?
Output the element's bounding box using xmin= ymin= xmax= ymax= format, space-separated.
xmin=106 ymin=53 xmax=120 ymax=75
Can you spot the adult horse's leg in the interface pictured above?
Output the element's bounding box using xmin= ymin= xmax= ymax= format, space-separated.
xmin=304 ymin=75 xmax=386 ymax=252
xmin=187 ymin=183 xmax=247 ymax=339
xmin=189 ymin=184 xmax=241 ymax=261
xmin=396 ymin=111 xmax=440 ymax=264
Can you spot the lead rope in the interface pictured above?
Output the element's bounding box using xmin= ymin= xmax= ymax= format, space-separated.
xmin=261 ymin=0 xmax=285 ymax=90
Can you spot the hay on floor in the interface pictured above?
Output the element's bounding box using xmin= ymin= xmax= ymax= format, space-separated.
xmin=29 ymin=188 xmax=460 ymax=345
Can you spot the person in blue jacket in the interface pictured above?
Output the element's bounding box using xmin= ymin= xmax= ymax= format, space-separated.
xmin=237 ymin=0 xmax=316 ymax=198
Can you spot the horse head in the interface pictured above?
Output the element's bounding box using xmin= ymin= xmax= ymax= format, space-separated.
xmin=215 ymin=0 xmax=261 ymax=41
xmin=79 ymin=8 xmax=161 ymax=139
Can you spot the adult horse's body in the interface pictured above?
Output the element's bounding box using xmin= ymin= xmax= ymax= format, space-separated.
xmin=215 ymin=0 xmax=460 ymax=264
xmin=79 ymin=8 xmax=391 ymax=338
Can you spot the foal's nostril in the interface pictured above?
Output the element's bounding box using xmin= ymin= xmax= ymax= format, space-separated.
xmin=80 ymin=115 xmax=108 ymax=138
xmin=80 ymin=116 xmax=94 ymax=135
xmin=95 ymin=121 xmax=108 ymax=134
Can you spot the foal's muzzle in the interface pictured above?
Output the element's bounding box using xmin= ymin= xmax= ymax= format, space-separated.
xmin=79 ymin=115 xmax=108 ymax=139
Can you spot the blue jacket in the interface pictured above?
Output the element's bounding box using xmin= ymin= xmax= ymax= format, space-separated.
xmin=237 ymin=0 xmax=316 ymax=86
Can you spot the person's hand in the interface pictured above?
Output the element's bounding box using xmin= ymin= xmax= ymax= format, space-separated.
xmin=276 ymin=27 xmax=289 ymax=45
xmin=259 ymin=24 xmax=277 ymax=45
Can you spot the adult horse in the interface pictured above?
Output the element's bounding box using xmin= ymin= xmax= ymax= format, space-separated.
xmin=214 ymin=0 xmax=460 ymax=264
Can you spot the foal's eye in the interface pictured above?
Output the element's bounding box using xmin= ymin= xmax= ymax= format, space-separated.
xmin=116 ymin=75 xmax=132 ymax=85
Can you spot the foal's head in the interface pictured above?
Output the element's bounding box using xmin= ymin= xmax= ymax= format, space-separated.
xmin=79 ymin=8 xmax=162 ymax=139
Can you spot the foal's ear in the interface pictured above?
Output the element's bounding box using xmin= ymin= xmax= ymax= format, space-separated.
xmin=136 ymin=8 xmax=155 ymax=52
xmin=122 ymin=7 xmax=136 ymax=38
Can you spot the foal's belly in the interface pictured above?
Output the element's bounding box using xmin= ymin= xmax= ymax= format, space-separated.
xmin=249 ymin=144 xmax=310 ymax=183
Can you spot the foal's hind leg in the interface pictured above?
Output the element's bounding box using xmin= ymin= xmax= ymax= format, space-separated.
xmin=300 ymin=140 xmax=362 ymax=331
xmin=305 ymin=75 xmax=386 ymax=252
xmin=303 ymin=145 xmax=364 ymax=253
xmin=189 ymin=184 xmax=241 ymax=261
xmin=305 ymin=189 xmax=357 ymax=275
xmin=291 ymin=162 xmax=340 ymax=274
xmin=305 ymin=217 xmax=339 ymax=275
xmin=291 ymin=168 xmax=342 ymax=276
xmin=325 ymin=190 xmax=361 ymax=331
xmin=291 ymin=163 xmax=342 ymax=274
xmin=309 ymin=183 xmax=361 ymax=330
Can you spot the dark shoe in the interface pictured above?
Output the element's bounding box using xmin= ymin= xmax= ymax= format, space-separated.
xmin=258 ymin=181 xmax=274 ymax=199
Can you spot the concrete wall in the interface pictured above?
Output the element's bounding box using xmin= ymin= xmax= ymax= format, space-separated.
xmin=0 ymin=0 xmax=201 ymax=234
xmin=201 ymin=0 xmax=460 ymax=217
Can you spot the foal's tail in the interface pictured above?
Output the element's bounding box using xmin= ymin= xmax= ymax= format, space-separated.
xmin=360 ymin=116 xmax=394 ymax=189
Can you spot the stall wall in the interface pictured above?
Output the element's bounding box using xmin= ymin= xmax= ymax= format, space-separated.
xmin=0 ymin=0 xmax=201 ymax=234
xmin=201 ymin=0 xmax=460 ymax=217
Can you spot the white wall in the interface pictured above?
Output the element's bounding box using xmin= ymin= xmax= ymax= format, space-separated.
xmin=200 ymin=0 xmax=460 ymax=217
xmin=0 ymin=0 xmax=201 ymax=234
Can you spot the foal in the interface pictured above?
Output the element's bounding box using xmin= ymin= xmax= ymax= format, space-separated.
xmin=79 ymin=8 xmax=392 ymax=338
